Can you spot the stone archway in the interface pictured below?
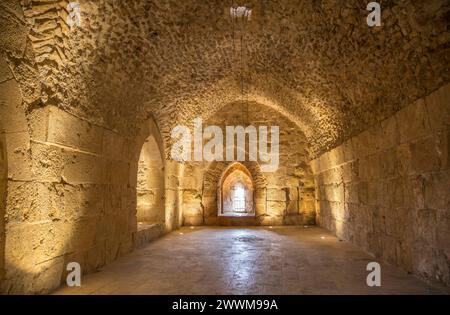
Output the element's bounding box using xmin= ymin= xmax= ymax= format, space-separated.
xmin=137 ymin=134 xmax=165 ymax=225
xmin=201 ymin=160 xmax=267 ymax=225
xmin=131 ymin=115 xmax=167 ymax=246
xmin=218 ymin=162 xmax=255 ymax=216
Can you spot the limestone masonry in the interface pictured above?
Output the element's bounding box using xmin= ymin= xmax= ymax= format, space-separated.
xmin=0 ymin=0 xmax=449 ymax=294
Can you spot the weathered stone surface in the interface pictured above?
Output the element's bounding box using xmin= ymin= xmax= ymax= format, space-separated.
xmin=311 ymin=84 xmax=450 ymax=287
xmin=1 ymin=0 xmax=447 ymax=158
xmin=47 ymin=107 xmax=104 ymax=155
xmin=0 ymin=0 xmax=448 ymax=295
xmin=397 ymin=99 xmax=431 ymax=144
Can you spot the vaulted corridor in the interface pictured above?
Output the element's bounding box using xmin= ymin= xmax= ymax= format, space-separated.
xmin=0 ymin=1 xmax=449 ymax=295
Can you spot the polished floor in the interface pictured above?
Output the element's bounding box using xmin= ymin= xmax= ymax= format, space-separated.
xmin=55 ymin=226 xmax=445 ymax=295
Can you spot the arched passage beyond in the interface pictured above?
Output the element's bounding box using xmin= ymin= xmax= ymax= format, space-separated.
xmin=196 ymin=160 xmax=268 ymax=226
xmin=219 ymin=163 xmax=254 ymax=217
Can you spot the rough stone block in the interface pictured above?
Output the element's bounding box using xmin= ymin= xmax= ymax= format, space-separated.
xmin=414 ymin=209 xmax=438 ymax=246
xmin=396 ymin=144 xmax=412 ymax=176
xmin=5 ymin=221 xmax=71 ymax=269
xmin=0 ymin=57 xmax=13 ymax=82
xmin=255 ymin=188 xmax=266 ymax=200
xmin=103 ymin=130 xmax=128 ymax=162
xmin=47 ymin=107 xmax=104 ymax=155
xmin=381 ymin=115 xmax=399 ymax=150
xmin=0 ymin=80 xmax=27 ymax=133
xmin=267 ymin=201 xmax=286 ymax=216
xmin=436 ymin=209 xmax=450 ymax=250
xmin=104 ymin=185 xmax=123 ymax=215
xmin=342 ymin=140 xmax=354 ymax=163
xmin=5 ymin=181 xmax=65 ymax=223
xmin=329 ymin=201 xmax=346 ymax=221
xmin=28 ymin=107 xmax=49 ymax=142
xmin=396 ymin=98 xmax=431 ymax=144
xmin=328 ymin=145 xmax=345 ymax=166
xmin=367 ymin=181 xmax=382 ymax=207
xmin=135 ymin=224 xmax=163 ymax=247
xmin=106 ymin=159 xmax=129 ymax=185
xmin=424 ymin=171 xmax=450 ymax=210
xmin=118 ymin=235 xmax=134 ymax=256
xmin=322 ymin=168 xmax=342 ymax=185
xmin=6 ymin=131 xmax=33 ymax=181
xmin=96 ymin=215 xmax=116 ymax=243
xmin=344 ymin=182 xmax=359 ymax=204
xmin=425 ymin=83 xmax=450 ymax=132
xmin=70 ymin=218 xmax=98 ymax=251
xmin=352 ymin=129 xmax=371 ymax=159
xmin=30 ymin=257 xmax=65 ymax=294
xmin=181 ymin=176 xmax=198 ymax=190
xmin=30 ymin=141 xmax=64 ymax=182
xmin=358 ymin=181 xmax=368 ymax=205
xmin=409 ymin=136 xmax=441 ymax=174
xmin=62 ymin=150 xmax=106 ymax=184
xmin=267 ymin=188 xmax=286 ymax=201
xmin=106 ymin=239 xmax=120 ymax=264
xmin=85 ymin=243 xmax=106 ymax=273
xmin=387 ymin=178 xmax=405 ymax=209
xmin=341 ymin=161 xmax=358 ymax=183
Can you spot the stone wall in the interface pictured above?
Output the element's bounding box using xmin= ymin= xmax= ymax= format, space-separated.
xmin=0 ymin=2 xmax=183 ymax=290
xmin=312 ymin=83 xmax=450 ymax=286
xmin=0 ymin=127 xmax=6 ymax=281
xmin=0 ymin=103 xmax=182 ymax=294
xmin=182 ymin=102 xmax=316 ymax=226
xmin=137 ymin=136 xmax=165 ymax=224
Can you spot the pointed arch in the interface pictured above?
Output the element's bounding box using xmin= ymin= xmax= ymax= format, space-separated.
xmin=200 ymin=160 xmax=267 ymax=225
xmin=135 ymin=115 xmax=166 ymax=224
xmin=218 ymin=162 xmax=255 ymax=216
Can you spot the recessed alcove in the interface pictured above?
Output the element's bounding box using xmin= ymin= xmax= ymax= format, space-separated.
xmin=218 ymin=162 xmax=255 ymax=217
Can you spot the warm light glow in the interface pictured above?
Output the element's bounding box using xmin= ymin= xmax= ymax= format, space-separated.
xmin=233 ymin=184 xmax=246 ymax=212
xmin=137 ymin=134 xmax=165 ymax=226
xmin=219 ymin=163 xmax=255 ymax=216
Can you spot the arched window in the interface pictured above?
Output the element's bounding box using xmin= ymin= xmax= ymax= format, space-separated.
xmin=219 ymin=163 xmax=254 ymax=217
xmin=232 ymin=184 xmax=246 ymax=212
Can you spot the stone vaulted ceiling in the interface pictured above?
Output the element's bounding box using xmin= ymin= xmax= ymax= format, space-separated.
xmin=2 ymin=0 xmax=449 ymax=157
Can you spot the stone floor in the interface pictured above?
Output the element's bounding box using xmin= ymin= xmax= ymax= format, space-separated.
xmin=54 ymin=226 xmax=447 ymax=295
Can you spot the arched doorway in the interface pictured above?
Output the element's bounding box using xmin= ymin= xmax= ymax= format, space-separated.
xmin=218 ymin=162 xmax=255 ymax=217
xmin=137 ymin=134 xmax=165 ymax=227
